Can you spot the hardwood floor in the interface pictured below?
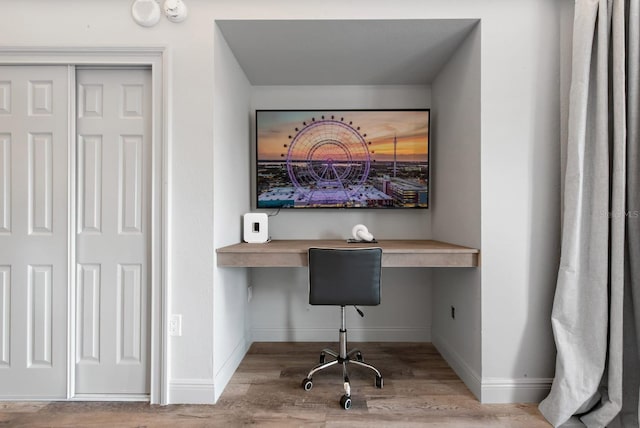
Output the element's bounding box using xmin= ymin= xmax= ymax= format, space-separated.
xmin=0 ymin=342 xmax=551 ymax=427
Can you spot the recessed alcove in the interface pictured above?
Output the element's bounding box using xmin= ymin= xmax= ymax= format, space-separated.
xmin=213 ymin=18 xmax=481 ymax=398
xmin=216 ymin=19 xmax=478 ymax=85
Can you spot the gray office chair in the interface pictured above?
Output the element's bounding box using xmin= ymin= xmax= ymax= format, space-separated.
xmin=301 ymin=247 xmax=384 ymax=410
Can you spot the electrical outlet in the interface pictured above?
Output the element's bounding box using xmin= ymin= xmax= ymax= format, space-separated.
xmin=169 ymin=314 xmax=182 ymax=336
xmin=247 ymin=286 xmax=253 ymax=302
xmin=451 ymin=306 xmax=456 ymax=320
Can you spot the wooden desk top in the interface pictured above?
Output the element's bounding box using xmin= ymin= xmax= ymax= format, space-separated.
xmin=216 ymin=239 xmax=479 ymax=268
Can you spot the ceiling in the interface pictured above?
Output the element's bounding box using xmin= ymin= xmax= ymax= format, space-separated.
xmin=216 ymin=19 xmax=479 ymax=86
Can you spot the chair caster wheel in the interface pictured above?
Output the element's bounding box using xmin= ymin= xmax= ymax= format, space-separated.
xmin=319 ymin=353 xmax=325 ymax=364
xmin=302 ymin=378 xmax=313 ymax=391
xmin=375 ymin=375 xmax=383 ymax=388
xmin=356 ymin=352 xmax=363 ymax=362
xmin=340 ymin=394 xmax=352 ymax=410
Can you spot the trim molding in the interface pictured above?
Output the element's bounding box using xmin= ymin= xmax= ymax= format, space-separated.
xmin=213 ymin=337 xmax=251 ymax=403
xmin=433 ymin=332 xmax=553 ymax=403
xmin=0 ymin=47 xmax=168 ymax=405
xmin=169 ymin=379 xmax=215 ymax=405
xmin=251 ymin=327 xmax=431 ymax=342
xmin=432 ymin=332 xmax=482 ymax=400
xmin=0 ymin=46 xmax=166 ymax=64
xmin=169 ymin=338 xmax=250 ymax=404
xmin=481 ymin=377 xmax=553 ymax=404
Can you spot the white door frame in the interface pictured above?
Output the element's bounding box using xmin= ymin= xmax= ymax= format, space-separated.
xmin=0 ymin=47 xmax=168 ymax=405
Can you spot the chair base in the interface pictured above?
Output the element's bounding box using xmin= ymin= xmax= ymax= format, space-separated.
xmin=301 ymin=307 xmax=383 ymax=410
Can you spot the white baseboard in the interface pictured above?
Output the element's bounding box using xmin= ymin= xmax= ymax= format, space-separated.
xmin=214 ymin=336 xmax=251 ymax=402
xmin=433 ymin=332 xmax=552 ymax=404
xmin=481 ymin=377 xmax=553 ymax=404
xmin=251 ymin=327 xmax=431 ymax=342
xmin=169 ymin=378 xmax=215 ymax=404
xmin=169 ymin=337 xmax=251 ymax=405
xmin=168 ymin=336 xmax=251 ymax=405
xmin=432 ymin=332 xmax=482 ymax=400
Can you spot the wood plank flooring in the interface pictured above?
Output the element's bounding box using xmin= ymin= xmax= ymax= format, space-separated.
xmin=0 ymin=342 xmax=551 ymax=427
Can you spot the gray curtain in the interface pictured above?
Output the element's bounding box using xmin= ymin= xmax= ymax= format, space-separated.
xmin=539 ymin=0 xmax=640 ymax=427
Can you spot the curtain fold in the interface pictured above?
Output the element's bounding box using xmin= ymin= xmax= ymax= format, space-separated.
xmin=624 ymin=2 xmax=640 ymax=426
xmin=539 ymin=0 xmax=640 ymax=426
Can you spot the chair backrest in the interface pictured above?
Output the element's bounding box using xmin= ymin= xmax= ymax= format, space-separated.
xmin=308 ymin=247 xmax=382 ymax=306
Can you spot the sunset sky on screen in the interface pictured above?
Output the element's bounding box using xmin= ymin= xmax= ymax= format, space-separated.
xmin=257 ymin=110 xmax=429 ymax=162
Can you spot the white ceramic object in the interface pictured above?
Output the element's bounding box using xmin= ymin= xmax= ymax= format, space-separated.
xmin=352 ymin=224 xmax=374 ymax=242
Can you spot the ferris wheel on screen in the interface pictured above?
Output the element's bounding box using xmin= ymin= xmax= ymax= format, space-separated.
xmin=283 ymin=115 xmax=372 ymax=206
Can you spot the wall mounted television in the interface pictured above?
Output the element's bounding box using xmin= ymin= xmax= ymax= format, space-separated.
xmin=255 ymin=109 xmax=430 ymax=209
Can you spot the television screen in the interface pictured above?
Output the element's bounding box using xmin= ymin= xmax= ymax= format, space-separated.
xmin=255 ymin=109 xmax=430 ymax=209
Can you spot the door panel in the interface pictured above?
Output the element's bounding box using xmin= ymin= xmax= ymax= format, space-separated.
xmin=75 ymin=68 xmax=150 ymax=396
xmin=0 ymin=66 xmax=68 ymax=398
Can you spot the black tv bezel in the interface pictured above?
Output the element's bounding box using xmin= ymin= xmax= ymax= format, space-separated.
xmin=254 ymin=108 xmax=431 ymax=210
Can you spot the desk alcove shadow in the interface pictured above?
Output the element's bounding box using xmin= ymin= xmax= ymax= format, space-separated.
xmin=250 ymin=266 xmax=308 ymax=342
xmin=217 ymin=239 xmax=479 ymax=341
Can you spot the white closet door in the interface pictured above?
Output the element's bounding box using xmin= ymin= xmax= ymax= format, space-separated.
xmin=0 ymin=66 xmax=69 ymax=398
xmin=75 ymin=68 xmax=151 ymax=396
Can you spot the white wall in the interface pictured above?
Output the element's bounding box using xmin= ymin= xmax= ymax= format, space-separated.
xmin=1 ymin=0 xmax=220 ymax=404
xmin=1 ymin=0 xmax=565 ymax=405
xmin=430 ymin=23 xmax=482 ymax=398
xmin=249 ymin=85 xmax=433 ymax=342
xmin=211 ymin=25 xmax=252 ymax=403
xmin=251 ymin=85 xmax=433 ymax=240
xmin=248 ymin=267 xmax=433 ymax=342
xmin=478 ymin=1 xmax=561 ymax=403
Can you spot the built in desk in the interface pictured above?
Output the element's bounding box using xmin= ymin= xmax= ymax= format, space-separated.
xmin=216 ymin=239 xmax=479 ymax=268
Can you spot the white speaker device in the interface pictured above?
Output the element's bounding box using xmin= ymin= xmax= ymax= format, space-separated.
xmin=243 ymin=213 xmax=269 ymax=243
